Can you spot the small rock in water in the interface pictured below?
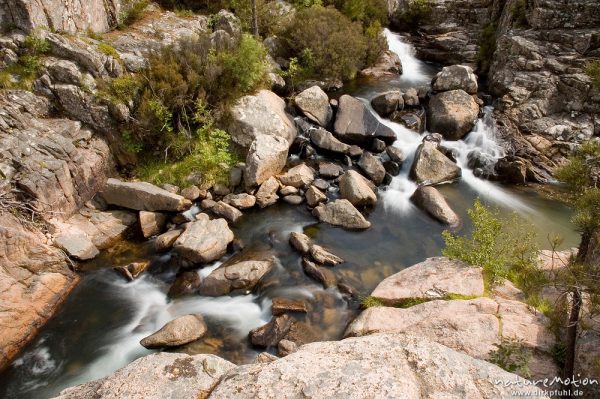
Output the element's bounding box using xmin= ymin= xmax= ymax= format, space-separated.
xmin=305 ymin=185 xmax=327 ymax=207
xmin=272 ymin=297 xmax=309 ymax=316
xmin=249 ymin=314 xmax=293 ymax=347
xmin=140 ymin=314 xmax=207 ymax=349
xmin=181 ymin=186 xmax=201 ymax=201
xmin=383 ymin=161 xmax=400 ymax=176
xmin=211 ymin=201 xmax=243 ymax=223
xmin=280 ymin=186 xmax=299 ymax=196
xmin=371 ymin=139 xmax=387 ymax=153
xmin=278 ymin=339 xmax=299 ymax=357
xmin=223 ymin=193 xmax=256 ymax=210
xmin=312 ymin=199 xmax=371 ymax=230
xmin=139 ymin=211 xmax=167 ymax=238
xmin=318 ymin=162 xmax=343 ymax=179
xmin=155 ymin=229 xmax=183 ymax=252
xmin=312 ymin=178 xmax=330 ymax=191
xmin=255 ymin=176 xmax=280 ymax=208
xmin=168 ymin=271 xmax=201 ymax=298
xmin=357 ymin=152 xmax=386 ymax=185
xmin=289 ymin=232 xmax=312 ymax=254
xmin=302 ymin=258 xmax=337 ymax=288
xmin=283 ymin=195 xmax=304 ymax=205
xmin=385 ymin=146 xmax=405 ymax=163
xmin=310 ymin=245 xmax=344 ymax=266
xmin=114 ymin=261 xmax=150 ymax=281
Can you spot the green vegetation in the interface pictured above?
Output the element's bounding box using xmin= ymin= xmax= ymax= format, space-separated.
xmin=324 ymin=0 xmax=389 ymax=26
xmin=360 ymin=293 xmax=480 ymax=310
xmin=442 ymin=199 xmax=539 ymax=289
xmin=281 ymin=6 xmax=386 ymax=81
xmin=119 ymin=0 xmax=149 ymax=29
xmin=96 ymin=42 xmax=120 ymax=60
xmin=110 ymin=33 xmax=267 ymax=186
xmin=394 ymin=0 xmax=431 ymax=31
xmin=556 ymin=141 xmax=600 ymax=195
xmin=489 ymin=337 xmax=532 ymax=378
xmin=511 ymin=0 xmax=529 ymax=28
xmin=477 ymin=23 xmax=497 ymax=73
xmin=0 ymin=33 xmax=50 ymax=90
xmin=360 ymin=296 xmax=385 ymax=308
xmin=587 ymin=60 xmax=600 ymax=89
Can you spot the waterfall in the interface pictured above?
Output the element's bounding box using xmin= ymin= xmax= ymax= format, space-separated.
xmin=383 ymin=28 xmax=431 ymax=86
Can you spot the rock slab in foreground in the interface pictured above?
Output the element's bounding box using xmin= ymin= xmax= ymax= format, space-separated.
xmin=410 ymin=140 xmax=461 ymax=185
xmin=53 ymin=352 xmax=235 ymax=399
xmin=208 ymin=333 xmax=546 ymax=399
xmin=102 ymin=178 xmax=190 ymax=212
xmin=140 ymin=314 xmax=207 ymax=349
xmin=174 ymin=214 xmax=234 ymax=264
xmin=199 ymin=259 xmax=274 ymax=296
xmin=371 ymin=257 xmax=484 ymax=303
xmin=427 ymin=89 xmax=479 ymax=140
xmin=312 ymin=199 xmax=371 ymax=230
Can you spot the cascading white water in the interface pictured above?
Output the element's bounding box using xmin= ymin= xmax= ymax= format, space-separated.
xmin=378 ymin=31 xmax=533 ymax=213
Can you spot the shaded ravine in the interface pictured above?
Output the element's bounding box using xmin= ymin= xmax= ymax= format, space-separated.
xmin=0 ymin=31 xmax=579 ymax=399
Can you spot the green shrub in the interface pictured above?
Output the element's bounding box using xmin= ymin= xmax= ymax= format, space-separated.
xmin=511 ymin=0 xmax=529 ymax=28
xmin=282 ymin=6 xmax=384 ymax=81
xmin=23 ymin=34 xmax=50 ymax=54
xmin=360 ymin=296 xmax=385 ymax=308
xmin=119 ymin=0 xmax=149 ymax=28
xmin=587 ymin=60 xmax=600 ymax=89
xmin=556 ymin=140 xmax=600 ymax=195
xmin=97 ymin=74 xmax=140 ymax=103
xmin=325 ymin=0 xmax=389 ymax=26
xmin=394 ymin=0 xmax=431 ymax=31
xmin=442 ymin=199 xmax=539 ymax=289
xmin=97 ymin=43 xmax=120 ymax=60
xmin=489 ymin=337 xmax=532 ymax=377
xmin=0 ymin=33 xmax=49 ymax=90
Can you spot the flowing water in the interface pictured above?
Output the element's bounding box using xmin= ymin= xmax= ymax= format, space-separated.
xmin=0 ymin=30 xmax=579 ymax=399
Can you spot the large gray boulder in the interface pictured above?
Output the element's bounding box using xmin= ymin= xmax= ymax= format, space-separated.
xmin=140 ymin=314 xmax=207 ymax=349
xmin=410 ymin=140 xmax=461 ymax=185
xmin=173 ymin=214 xmax=234 ymax=264
xmin=432 ymin=65 xmax=479 ymax=94
xmin=334 ymin=95 xmax=397 ymax=146
xmin=294 ymin=85 xmax=333 ymax=127
xmin=101 ymin=178 xmax=191 ymax=212
xmin=427 ymin=90 xmax=479 ymax=140
xmin=1 ymin=0 xmax=120 ymax=34
xmin=53 ymin=352 xmax=235 ymax=399
xmin=208 ymin=333 xmax=547 ymax=398
xmin=278 ymin=163 xmax=315 ymax=188
xmin=357 ymin=152 xmax=386 ymax=185
xmin=371 ymin=257 xmax=484 ymax=303
xmin=339 ymin=170 xmax=377 ymax=207
xmin=370 ymin=90 xmax=404 ymax=117
xmin=245 ymin=135 xmax=289 ymax=187
xmin=411 ymin=186 xmax=459 ymax=226
xmin=360 ymin=50 xmax=402 ymax=78
xmin=229 ymin=90 xmax=297 ymax=148
xmin=310 ymin=128 xmax=351 ymax=155
xmin=54 ymin=233 xmax=99 ymax=261
xmin=199 ymin=258 xmax=274 ymax=296
xmin=312 ymin=199 xmax=371 ymax=230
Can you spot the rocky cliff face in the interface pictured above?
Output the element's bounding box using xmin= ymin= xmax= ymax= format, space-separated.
xmin=0 ymin=0 xmax=121 ymax=34
xmin=391 ymin=0 xmax=600 ymax=181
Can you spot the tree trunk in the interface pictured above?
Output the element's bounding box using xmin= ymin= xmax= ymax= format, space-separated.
xmin=563 ymin=288 xmax=582 ymax=398
xmin=251 ymin=0 xmax=259 ymax=37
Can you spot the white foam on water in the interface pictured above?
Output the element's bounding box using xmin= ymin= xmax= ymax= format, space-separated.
xmin=384 ymin=28 xmax=431 ymax=85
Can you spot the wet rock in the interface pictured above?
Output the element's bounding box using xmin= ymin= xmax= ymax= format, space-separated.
xmin=54 ymin=352 xmax=234 ymax=399
xmin=181 ymin=186 xmax=201 ymax=201
xmin=403 ymin=88 xmax=419 ymax=107
xmin=305 ymin=186 xmax=327 ymax=207
xmin=278 ymin=164 xmax=315 ymax=188
xmin=312 ymin=199 xmax=371 ymax=230
xmin=255 ymin=176 xmax=280 ymax=208
xmin=249 ymin=314 xmax=293 ymax=347
xmin=383 ymin=161 xmax=401 ymax=176
xmin=359 ymin=50 xmax=402 ymax=78
xmin=411 ymin=186 xmax=460 ymax=226
xmin=139 ymin=211 xmax=167 ymax=238
xmin=390 ymin=109 xmax=424 ymax=132
xmin=318 ymin=162 xmax=344 ymax=179
xmin=339 ymin=170 xmax=377 ymax=207
xmin=385 ymin=146 xmax=405 ymax=163
xmin=245 ymin=135 xmax=289 ymax=187
xmin=312 ymin=179 xmax=330 ymax=191
xmin=294 ymin=86 xmax=333 ymax=127
xmin=114 ymin=261 xmax=150 ymax=282
xmin=271 ymin=297 xmax=308 ymax=316
xmin=310 ymin=245 xmax=343 ymax=266
xmin=432 ymin=65 xmax=478 ymax=94
xmin=494 ymin=156 xmax=528 ymax=184
xmin=140 ymin=314 xmax=207 ymax=349
xmin=289 ymin=232 xmax=312 ymax=254
xmin=277 ymin=339 xmax=298 ymax=357
xmin=334 ymin=95 xmax=397 ymax=146
xmin=370 ymin=138 xmax=387 ymax=153
xmin=229 ymin=90 xmax=297 ymax=148
xmin=168 ymin=271 xmax=201 ymax=298
xmin=410 ymin=140 xmax=461 ymax=185
xmin=310 ymin=128 xmax=351 ymax=155
xmin=280 ymin=186 xmax=299 ymax=196
xmin=370 ymin=90 xmax=404 ymax=117
xmin=199 ymin=259 xmax=274 ymax=296
xmin=302 ymin=258 xmax=337 ymax=288
xmin=155 ymin=230 xmax=183 ymax=252
xmin=174 ymin=214 xmax=234 ymax=264
xmin=371 ymin=257 xmax=484 ymax=304
xmin=208 ymin=334 xmax=546 ymax=399
xmin=283 ymin=195 xmax=304 ymax=205
xmin=54 ymin=233 xmax=99 ymax=260
xmin=223 ymin=193 xmax=256 ymax=210
xmin=357 ymin=152 xmax=386 ymax=185
xmin=201 ymin=199 xmax=217 ymax=210
xmin=211 ymin=201 xmax=243 ymax=223
xmin=348 ymin=145 xmax=364 ymax=158
xmin=427 ymin=90 xmax=479 ymax=140
xmin=102 ymin=178 xmax=191 ymax=212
